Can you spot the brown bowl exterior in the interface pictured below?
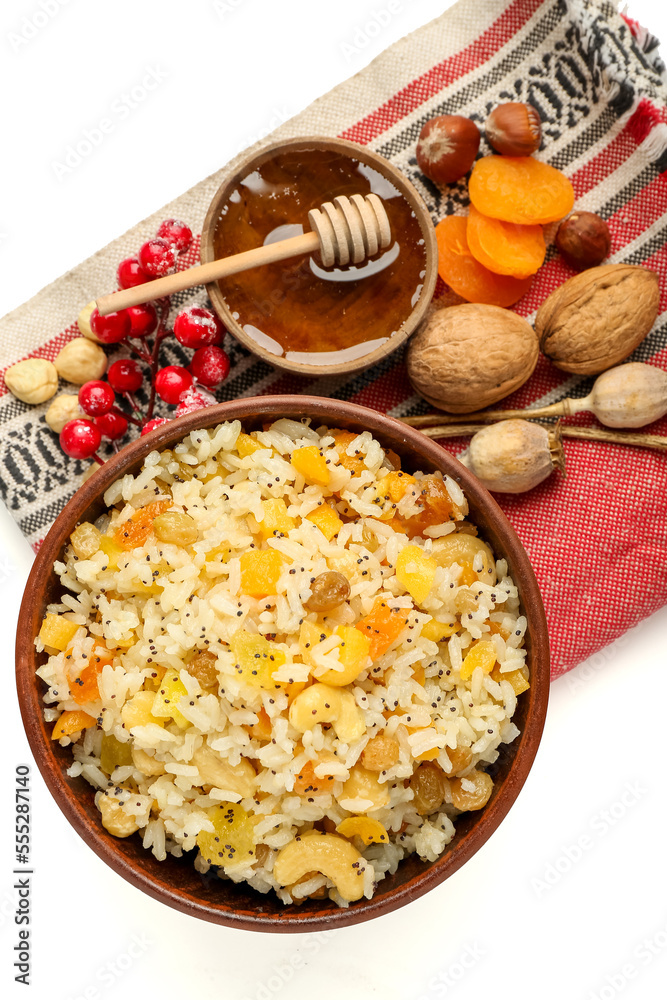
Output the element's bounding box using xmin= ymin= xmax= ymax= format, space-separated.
xmin=200 ymin=136 xmax=438 ymax=378
xmin=15 ymin=397 xmax=549 ymax=932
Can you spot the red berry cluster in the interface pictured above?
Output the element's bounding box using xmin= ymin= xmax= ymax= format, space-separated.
xmin=59 ymin=219 xmax=231 ymax=465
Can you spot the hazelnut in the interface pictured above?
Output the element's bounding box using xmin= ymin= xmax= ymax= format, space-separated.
xmin=555 ymin=211 xmax=611 ymax=271
xmin=485 ymin=102 xmax=542 ymax=156
xmin=54 ymin=337 xmax=107 ymax=384
xmin=4 ymin=358 xmax=58 ymax=404
xmin=406 ymin=303 xmax=539 ymax=413
xmin=78 ymin=301 xmax=102 ymax=342
xmin=416 ymin=115 xmax=481 ymax=185
xmin=45 ymin=393 xmax=84 ymax=433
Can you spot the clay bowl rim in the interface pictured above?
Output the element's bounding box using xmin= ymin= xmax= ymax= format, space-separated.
xmin=200 ymin=135 xmax=438 ymax=378
xmin=15 ymin=396 xmax=549 ymax=932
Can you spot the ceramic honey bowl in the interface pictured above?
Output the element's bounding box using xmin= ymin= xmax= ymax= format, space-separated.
xmin=200 ymin=137 xmax=438 ymax=377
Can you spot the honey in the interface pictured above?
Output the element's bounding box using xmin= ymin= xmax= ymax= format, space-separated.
xmin=211 ymin=147 xmax=428 ymax=366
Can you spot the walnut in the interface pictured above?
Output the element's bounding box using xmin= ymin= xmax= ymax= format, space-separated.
xmin=406 ymin=303 xmax=539 ymax=413
xmin=535 ymin=264 xmax=660 ymax=375
xmin=54 ymin=337 xmax=107 ymax=384
xmin=45 ymin=393 xmax=84 ymax=432
xmin=4 ymin=358 xmax=58 ymax=404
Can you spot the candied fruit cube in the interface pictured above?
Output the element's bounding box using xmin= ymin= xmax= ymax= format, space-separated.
xmin=121 ymin=690 xmax=164 ymax=730
xmin=230 ymin=631 xmax=285 ymax=690
xmin=490 ymin=664 xmax=530 ymax=695
xmin=306 ymin=503 xmax=343 ymax=541
xmin=396 ymin=545 xmax=437 ymax=604
xmin=197 ymin=803 xmax=256 ymax=868
xmin=291 ymin=446 xmax=330 ymax=487
xmin=239 ymin=549 xmax=283 ymax=598
xmin=100 ymin=734 xmax=133 ymax=774
xmin=99 ymin=535 xmax=124 ymax=571
xmin=39 ymin=613 xmax=80 ymax=653
xmin=330 ymin=429 xmax=365 ymax=476
xmin=257 ymin=498 xmax=295 ymax=540
xmin=151 ymin=669 xmax=191 ymax=729
xmin=460 ymin=640 xmax=497 ymax=681
xmin=236 ymin=433 xmax=268 ymax=458
xmin=420 ymin=618 xmax=458 ymax=643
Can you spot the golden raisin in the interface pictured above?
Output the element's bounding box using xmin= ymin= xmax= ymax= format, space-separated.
xmin=305 ymin=571 xmax=351 ymax=612
xmin=450 ymin=770 xmax=493 ymax=811
xmin=410 ymin=761 xmax=448 ymax=815
xmin=361 ymin=734 xmax=400 ymax=772
xmin=186 ymin=650 xmax=219 ymax=689
xmin=153 ymin=510 xmax=199 ymax=546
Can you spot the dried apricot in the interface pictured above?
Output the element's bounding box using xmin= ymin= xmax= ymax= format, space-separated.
xmin=114 ymin=500 xmax=171 ymax=550
xmin=469 ymin=155 xmax=575 ymax=225
xmin=434 ymin=217 xmax=533 ymax=308
xmin=466 ymin=205 xmax=546 ymax=279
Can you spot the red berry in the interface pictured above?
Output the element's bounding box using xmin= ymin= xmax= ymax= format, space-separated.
xmin=78 ymin=380 xmax=115 ymax=416
xmin=60 ymin=419 xmax=102 ymax=459
xmin=155 ymin=365 xmax=193 ymax=404
xmin=141 ymin=417 xmax=170 ymax=436
xmin=174 ymin=386 xmax=217 ymax=417
xmin=117 ymin=256 xmax=149 ymax=289
xmin=189 ymin=345 xmax=230 ymax=387
xmin=90 ymin=307 xmax=131 ymax=344
xmin=108 ymin=359 xmax=143 ymax=393
xmin=156 ymin=219 xmax=193 ymax=255
xmin=95 ymin=411 xmax=128 ymax=440
xmin=127 ymin=302 xmax=157 ymax=338
xmin=138 ymin=237 xmax=177 ymax=278
xmin=173 ymin=306 xmax=223 ymax=349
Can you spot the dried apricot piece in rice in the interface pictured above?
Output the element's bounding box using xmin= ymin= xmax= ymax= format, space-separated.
xmin=466 ymin=204 xmax=546 ymax=279
xmin=355 ymin=599 xmax=411 ymax=660
xmin=51 ymin=709 xmax=96 ymax=740
xmin=434 ymin=216 xmax=533 ymax=308
xmin=469 ymin=155 xmax=575 ymax=225
xmin=114 ymin=499 xmax=171 ymax=550
xmin=336 ymin=817 xmax=389 ymax=845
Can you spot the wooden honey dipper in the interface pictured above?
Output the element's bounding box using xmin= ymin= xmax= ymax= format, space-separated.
xmin=96 ymin=193 xmax=391 ymax=316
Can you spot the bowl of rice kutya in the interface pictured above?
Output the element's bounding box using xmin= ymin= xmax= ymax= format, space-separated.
xmin=16 ymin=396 xmax=549 ymax=931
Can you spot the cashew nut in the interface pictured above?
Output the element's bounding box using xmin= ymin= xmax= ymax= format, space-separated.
xmin=191 ymin=745 xmax=256 ymax=798
xmin=273 ymin=833 xmax=366 ymax=902
xmin=78 ymin=301 xmax=101 ymax=342
xmin=5 ymin=358 xmax=58 ymax=404
xmin=98 ymin=791 xmax=140 ymax=838
xmin=340 ymin=765 xmax=390 ymax=812
xmin=431 ymin=533 xmax=496 ymax=585
xmin=288 ymin=683 xmax=365 ymax=744
xmin=131 ymin=747 xmax=166 ymax=776
xmin=54 ymin=337 xmax=107 ymax=384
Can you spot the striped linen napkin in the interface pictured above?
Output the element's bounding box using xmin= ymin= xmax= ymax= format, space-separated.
xmin=0 ymin=0 xmax=665 ymax=677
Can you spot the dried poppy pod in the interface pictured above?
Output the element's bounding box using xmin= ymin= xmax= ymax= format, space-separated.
xmin=460 ymin=419 xmax=565 ymax=494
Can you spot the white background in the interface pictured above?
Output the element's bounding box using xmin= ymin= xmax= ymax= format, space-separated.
xmin=2 ymin=1 xmax=667 ymax=998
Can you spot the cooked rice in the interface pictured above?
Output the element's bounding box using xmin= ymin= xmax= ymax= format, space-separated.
xmin=36 ymin=419 xmax=529 ymax=907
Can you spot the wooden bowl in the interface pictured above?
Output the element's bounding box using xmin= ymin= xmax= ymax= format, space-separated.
xmin=200 ymin=137 xmax=438 ymax=377
xmin=15 ymin=397 xmax=549 ymax=932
